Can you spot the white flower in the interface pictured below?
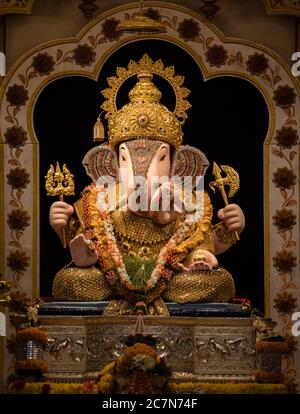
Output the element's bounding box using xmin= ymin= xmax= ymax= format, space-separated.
xmin=130 ymin=354 xmax=156 ymax=371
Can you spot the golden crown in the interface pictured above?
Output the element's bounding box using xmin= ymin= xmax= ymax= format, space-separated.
xmin=100 ymin=54 xmax=191 ymax=149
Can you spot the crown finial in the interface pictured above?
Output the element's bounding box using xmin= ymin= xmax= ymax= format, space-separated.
xmin=129 ymin=71 xmax=162 ymax=104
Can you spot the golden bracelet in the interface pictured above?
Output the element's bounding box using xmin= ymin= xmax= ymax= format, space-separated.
xmin=193 ymin=249 xmax=206 ymax=262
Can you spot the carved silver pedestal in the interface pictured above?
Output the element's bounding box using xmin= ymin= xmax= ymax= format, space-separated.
xmin=39 ymin=316 xmax=257 ymax=383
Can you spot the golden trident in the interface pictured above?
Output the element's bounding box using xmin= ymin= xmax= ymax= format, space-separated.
xmin=45 ymin=162 xmax=75 ymax=248
xmin=209 ymin=162 xmax=240 ymax=241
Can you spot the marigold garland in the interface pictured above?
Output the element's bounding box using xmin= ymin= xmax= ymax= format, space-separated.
xmin=16 ymin=327 xmax=48 ymax=345
xmin=8 ymin=381 xmax=287 ymax=394
xmin=99 ymin=361 xmax=115 ymax=376
xmin=96 ymin=337 xmax=171 ymax=394
xmin=169 ymin=381 xmax=286 ymax=394
xmin=254 ymin=369 xmax=284 ymax=384
xmin=8 ymin=381 xmax=98 ymax=394
xmin=116 ymin=342 xmax=158 ymax=374
xmin=256 ymin=339 xmax=294 ymax=354
xmin=79 ymin=184 xmax=212 ymax=295
xmin=98 ymin=374 xmax=115 ymax=394
xmin=15 ymin=359 xmax=48 ymax=373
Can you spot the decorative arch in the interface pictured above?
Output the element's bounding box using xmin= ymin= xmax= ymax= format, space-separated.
xmin=0 ymin=1 xmax=299 ymax=386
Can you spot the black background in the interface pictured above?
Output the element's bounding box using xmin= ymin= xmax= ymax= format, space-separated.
xmin=34 ymin=39 xmax=268 ymax=311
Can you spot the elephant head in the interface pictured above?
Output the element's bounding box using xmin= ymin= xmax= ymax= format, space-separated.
xmin=82 ymin=139 xmax=209 ymax=221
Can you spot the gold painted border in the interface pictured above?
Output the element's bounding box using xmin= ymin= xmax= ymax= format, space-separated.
xmin=263 ymin=0 xmax=300 ymax=17
xmin=0 ymin=0 xmax=35 ymax=16
xmin=32 ymin=142 xmax=39 ymax=298
xmin=0 ymin=141 xmax=4 ymax=393
xmin=264 ymin=144 xmax=270 ymax=318
xmin=39 ymin=315 xmax=253 ymax=327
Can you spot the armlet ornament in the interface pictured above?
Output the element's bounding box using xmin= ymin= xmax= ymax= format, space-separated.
xmin=60 ymin=216 xmax=80 ymax=246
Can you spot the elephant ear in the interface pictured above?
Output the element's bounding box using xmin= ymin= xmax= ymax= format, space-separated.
xmin=82 ymin=144 xmax=118 ymax=185
xmin=171 ymin=145 xmax=209 ymax=178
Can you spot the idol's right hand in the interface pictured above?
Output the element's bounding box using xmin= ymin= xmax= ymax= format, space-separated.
xmin=49 ymin=201 xmax=74 ymax=235
xmin=69 ymin=234 xmax=99 ymax=267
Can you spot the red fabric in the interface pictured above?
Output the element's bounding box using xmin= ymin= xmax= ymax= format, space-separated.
xmin=232 ymin=297 xmax=251 ymax=306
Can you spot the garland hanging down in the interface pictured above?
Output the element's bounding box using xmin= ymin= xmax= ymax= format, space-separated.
xmin=79 ymin=184 xmax=212 ymax=292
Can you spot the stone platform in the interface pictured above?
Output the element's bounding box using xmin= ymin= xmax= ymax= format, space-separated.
xmin=39 ymin=309 xmax=257 ymax=383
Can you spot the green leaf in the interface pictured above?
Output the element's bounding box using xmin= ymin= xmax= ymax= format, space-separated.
xmin=123 ymin=255 xmax=155 ymax=289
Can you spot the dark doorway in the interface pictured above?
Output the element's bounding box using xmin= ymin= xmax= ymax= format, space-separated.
xmin=34 ymin=39 xmax=268 ymax=311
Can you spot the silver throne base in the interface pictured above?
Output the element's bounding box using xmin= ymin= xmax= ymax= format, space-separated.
xmin=39 ymin=315 xmax=257 ymax=383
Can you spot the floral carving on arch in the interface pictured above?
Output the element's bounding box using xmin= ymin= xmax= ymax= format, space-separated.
xmin=0 ymin=1 xmax=299 ymax=388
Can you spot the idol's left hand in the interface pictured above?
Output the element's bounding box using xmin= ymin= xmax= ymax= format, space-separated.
xmin=217 ymin=203 xmax=245 ymax=235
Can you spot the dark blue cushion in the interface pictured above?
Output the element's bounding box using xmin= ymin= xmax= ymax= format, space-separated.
xmin=38 ymin=301 xmax=250 ymax=317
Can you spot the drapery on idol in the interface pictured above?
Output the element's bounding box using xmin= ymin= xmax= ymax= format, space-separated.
xmin=49 ymin=55 xmax=245 ymax=316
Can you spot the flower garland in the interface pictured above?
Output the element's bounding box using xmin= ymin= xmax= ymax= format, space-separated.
xmin=80 ymin=184 xmax=195 ymax=292
xmin=15 ymin=327 xmax=48 ymax=345
xmin=256 ymin=338 xmax=296 ymax=354
xmin=8 ymin=381 xmax=287 ymax=394
xmin=96 ymin=340 xmax=171 ymax=394
xmin=115 ymin=343 xmax=158 ymax=373
xmin=14 ymin=359 xmax=48 ymax=373
xmin=8 ymin=381 xmax=98 ymax=394
xmin=169 ymin=382 xmax=287 ymax=394
xmin=254 ymin=369 xmax=284 ymax=384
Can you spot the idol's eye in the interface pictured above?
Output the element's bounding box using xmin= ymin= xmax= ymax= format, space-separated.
xmin=121 ymin=155 xmax=126 ymax=162
xmin=160 ymin=155 xmax=166 ymax=162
